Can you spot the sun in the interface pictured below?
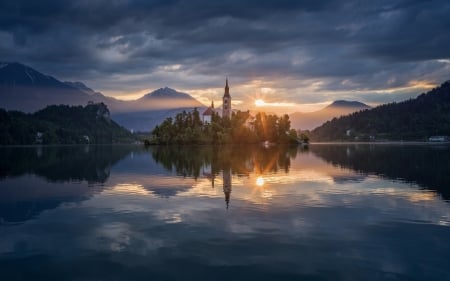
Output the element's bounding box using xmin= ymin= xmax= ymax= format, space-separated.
xmin=255 ymin=99 xmax=265 ymax=106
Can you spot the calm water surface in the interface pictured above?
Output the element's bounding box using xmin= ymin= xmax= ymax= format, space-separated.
xmin=0 ymin=144 xmax=449 ymax=280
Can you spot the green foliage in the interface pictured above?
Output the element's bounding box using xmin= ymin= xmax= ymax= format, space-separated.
xmin=311 ymin=81 xmax=450 ymax=141
xmin=0 ymin=103 xmax=134 ymax=145
xmin=150 ymin=109 xmax=297 ymax=145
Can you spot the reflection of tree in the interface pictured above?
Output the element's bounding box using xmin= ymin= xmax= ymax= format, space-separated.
xmin=0 ymin=145 xmax=132 ymax=183
xmin=311 ymin=145 xmax=450 ymax=200
xmin=150 ymin=145 xmax=299 ymax=178
xmin=150 ymin=145 xmax=299 ymax=209
xmin=0 ymin=145 xmax=136 ymax=224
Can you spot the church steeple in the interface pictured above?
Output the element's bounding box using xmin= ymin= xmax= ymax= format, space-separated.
xmin=225 ymin=78 xmax=229 ymax=95
xmin=222 ymin=78 xmax=231 ymax=118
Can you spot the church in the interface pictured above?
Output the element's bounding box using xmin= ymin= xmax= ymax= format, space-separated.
xmin=202 ymin=78 xmax=232 ymax=123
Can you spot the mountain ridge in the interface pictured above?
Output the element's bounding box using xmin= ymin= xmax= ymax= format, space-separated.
xmin=311 ymin=80 xmax=450 ymax=141
xmin=290 ymin=100 xmax=371 ymax=130
xmin=0 ymin=62 xmax=206 ymax=131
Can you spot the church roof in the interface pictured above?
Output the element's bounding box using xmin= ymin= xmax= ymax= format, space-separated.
xmin=203 ymin=107 xmax=214 ymax=116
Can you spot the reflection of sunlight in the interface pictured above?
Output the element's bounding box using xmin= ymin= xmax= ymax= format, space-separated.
xmin=371 ymin=188 xmax=437 ymax=202
xmin=262 ymin=190 xmax=273 ymax=199
xmin=183 ymin=178 xmax=221 ymax=197
xmin=156 ymin=210 xmax=183 ymax=224
xmin=95 ymin=222 xmax=131 ymax=253
xmin=256 ymin=176 xmax=265 ymax=186
xmin=257 ymin=170 xmax=335 ymax=185
xmin=105 ymin=183 xmax=151 ymax=196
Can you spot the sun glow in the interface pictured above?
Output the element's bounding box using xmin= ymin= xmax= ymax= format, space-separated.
xmin=256 ymin=176 xmax=265 ymax=186
xmin=255 ymin=99 xmax=265 ymax=106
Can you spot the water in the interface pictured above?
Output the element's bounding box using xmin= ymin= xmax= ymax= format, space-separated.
xmin=0 ymin=144 xmax=449 ymax=280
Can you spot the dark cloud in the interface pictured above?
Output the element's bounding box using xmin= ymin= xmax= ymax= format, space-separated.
xmin=0 ymin=0 xmax=449 ymax=103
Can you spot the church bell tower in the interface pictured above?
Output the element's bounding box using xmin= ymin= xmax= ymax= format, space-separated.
xmin=222 ymin=78 xmax=231 ymax=118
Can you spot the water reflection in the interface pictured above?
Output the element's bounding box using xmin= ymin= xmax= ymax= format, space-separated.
xmin=1 ymin=144 xmax=450 ymax=225
xmin=0 ymin=144 xmax=450 ymax=280
xmin=147 ymin=145 xmax=300 ymax=208
xmin=0 ymin=145 xmax=131 ymax=183
xmin=149 ymin=145 xmax=298 ymax=178
xmin=309 ymin=144 xmax=450 ymax=200
xmin=0 ymin=145 xmax=132 ymax=223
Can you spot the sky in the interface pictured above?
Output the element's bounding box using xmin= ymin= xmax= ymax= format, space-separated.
xmin=1 ymin=0 xmax=450 ymax=112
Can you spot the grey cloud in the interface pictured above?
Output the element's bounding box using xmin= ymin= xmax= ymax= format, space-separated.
xmin=0 ymin=0 xmax=449 ymax=101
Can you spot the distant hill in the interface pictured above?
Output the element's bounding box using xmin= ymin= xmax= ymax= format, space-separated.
xmin=311 ymin=81 xmax=450 ymax=141
xmin=0 ymin=103 xmax=134 ymax=144
xmin=0 ymin=62 xmax=206 ymax=131
xmin=112 ymin=87 xmax=206 ymax=131
xmin=290 ymin=100 xmax=371 ymax=130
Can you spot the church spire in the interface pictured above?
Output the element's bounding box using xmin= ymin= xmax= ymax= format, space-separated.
xmin=224 ymin=77 xmax=230 ymax=97
xmin=222 ymin=78 xmax=231 ymax=118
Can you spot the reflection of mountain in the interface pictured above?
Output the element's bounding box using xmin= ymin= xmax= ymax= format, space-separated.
xmin=146 ymin=186 xmax=192 ymax=198
xmin=0 ymin=145 xmax=134 ymax=224
xmin=310 ymin=144 xmax=450 ymax=200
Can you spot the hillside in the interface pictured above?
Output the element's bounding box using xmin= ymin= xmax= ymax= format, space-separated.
xmin=311 ymin=81 xmax=450 ymax=141
xmin=0 ymin=103 xmax=134 ymax=145
xmin=0 ymin=62 xmax=206 ymax=131
xmin=290 ymin=100 xmax=371 ymax=130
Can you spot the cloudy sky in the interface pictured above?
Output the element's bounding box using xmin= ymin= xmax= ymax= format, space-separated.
xmin=1 ymin=0 xmax=449 ymax=112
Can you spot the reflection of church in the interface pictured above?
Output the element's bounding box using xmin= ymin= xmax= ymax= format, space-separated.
xmin=203 ymin=165 xmax=232 ymax=209
xmin=223 ymin=168 xmax=232 ymax=209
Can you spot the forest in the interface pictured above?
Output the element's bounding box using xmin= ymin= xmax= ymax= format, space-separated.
xmin=311 ymin=81 xmax=450 ymax=141
xmin=0 ymin=103 xmax=134 ymax=145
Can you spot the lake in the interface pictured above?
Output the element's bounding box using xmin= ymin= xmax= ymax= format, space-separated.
xmin=0 ymin=144 xmax=449 ymax=280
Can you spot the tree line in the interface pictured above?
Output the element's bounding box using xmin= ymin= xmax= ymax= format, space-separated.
xmin=311 ymin=81 xmax=450 ymax=141
xmin=149 ymin=109 xmax=306 ymax=145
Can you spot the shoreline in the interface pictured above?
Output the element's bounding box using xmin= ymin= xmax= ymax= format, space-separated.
xmin=310 ymin=141 xmax=450 ymax=145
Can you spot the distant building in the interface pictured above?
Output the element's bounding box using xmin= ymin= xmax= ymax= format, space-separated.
xmin=428 ymin=136 xmax=449 ymax=142
xmin=202 ymin=100 xmax=214 ymax=124
xmin=222 ymin=78 xmax=231 ymax=119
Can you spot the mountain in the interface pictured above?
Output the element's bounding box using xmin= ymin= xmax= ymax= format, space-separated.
xmin=112 ymin=87 xmax=206 ymax=131
xmin=0 ymin=62 xmax=96 ymax=112
xmin=131 ymin=87 xmax=204 ymax=111
xmin=0 ymin=62 xmax=206 ymax=131
xmin=290 ymin=100 xmax=371 ymax=130
xmin=311 ymin=81 xmax=450 ymax=141
xmin=64 ymin=81 xmax=97 ymax=95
